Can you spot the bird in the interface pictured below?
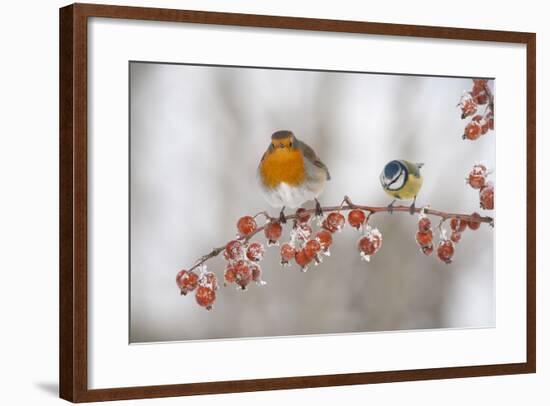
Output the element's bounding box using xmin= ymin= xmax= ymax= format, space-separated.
xmin=379 ymin=159 xmax=424 ymax=214
xmin=258 ymin=130 xmax=331 ymax=223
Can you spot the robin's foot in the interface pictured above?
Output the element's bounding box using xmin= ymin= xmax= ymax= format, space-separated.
xmin=314 ymin=199 xmax=323 ymax=217
xmin=409 ymin=196 xmax=417 ymax=215
xmin=279 ymin=207 xmax=287 ymax=224
xmin=387 ymin=199 xmax=396 ymax=214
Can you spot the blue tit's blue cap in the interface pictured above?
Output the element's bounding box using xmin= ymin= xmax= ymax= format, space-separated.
xmin=384 ymin=161 xmax=401 ymax=179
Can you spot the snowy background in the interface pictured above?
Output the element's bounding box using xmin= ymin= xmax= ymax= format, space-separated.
xmin=129 ymin=62 xmax=495 ymax=343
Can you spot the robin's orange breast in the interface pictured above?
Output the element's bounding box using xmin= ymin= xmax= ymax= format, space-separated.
xmin=259 ymin=149 xmax=306 ymax=188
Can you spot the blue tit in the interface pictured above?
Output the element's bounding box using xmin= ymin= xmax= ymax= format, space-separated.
xmin=380 ymin=159 xmax=424 ymax=214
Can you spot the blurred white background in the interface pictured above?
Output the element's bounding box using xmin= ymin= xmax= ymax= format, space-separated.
xmin=130 ymin=63 xmax=495 ymax=342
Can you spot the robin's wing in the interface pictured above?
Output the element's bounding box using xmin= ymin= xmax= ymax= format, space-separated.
xmin=298 ymin=140 xmax=331 ymax=181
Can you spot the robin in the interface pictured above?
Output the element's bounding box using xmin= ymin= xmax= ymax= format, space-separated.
xmin=379 ymin=159 xmax=424 ymax=214
xmin=258 ymin=130 xmax=331 ymax=223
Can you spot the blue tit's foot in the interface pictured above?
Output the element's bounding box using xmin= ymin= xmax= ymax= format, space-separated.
xmin=279 ymin=207 xmax=287 ymax=224
xmin=409 ymin=196 xmax=417 ymax=215
xmin=387 ymin=199 xmax=396 ymax=214
xmin=314 ymin=199 xmax=323 ymax=217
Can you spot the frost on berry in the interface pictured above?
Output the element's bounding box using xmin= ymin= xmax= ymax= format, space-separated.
xmin=195 ymin=285 xmax=216 ymax=310
xmin=437 ymin=240 xmax=455 ymax=264
xmin=280 ymin=243 xmax=296 ymax=266
xmin=176 ymin=269 xmax=199 ymax=295
xmin=224 ymin=240 xmax=244 ymax=261
xmin=421 ymin=244 xmax=434 ymax=256
xmin=325 ymin=212 xmax=345 ymax=233
xmin=233 ymin=260 xmax=252 ymax=290
xmin=199 ymin=271 xmax=219 ymax=291
xmin=467 ymin=164 xmax=488 ymax=190
xmin=246 ymin=242 xmax=265 ymax=262
xmin=295 ymin=249 xmax=312 ymax=271
xmin=464 ymin=121 xmax=482 ymax=140
xmin=357 ymin=227 xmax=382 ymax=262
xmin=479 ymin=183 xmax=494 ymax=210
xmin=348 ymin=209 xmax=366 ymax=229
xmin=264 ymin=221 xmax=283 ymax=246
xmin=249 ymin=263 xmax=266 ymax=286
xmin=293 ymin=223 xmax=312 ymax=242
xmin=224 ymin=263 xmax=236 ymax=285
xmin=418 ymin=216 xmax=431 ymax=233
xmin=467 ymin=212 xmax=482 ymax=230
xmin=450 ymin=231 xmax=462 ymax=243
xmin=450 ymin=217 xmax=468 ymax=232
xmin=416 ymin=230 xmax=433 ymax=247
xmin=316 ymin=230 xmax=333 ymax=256
xmin=237 ymin=215 xmax=257 ymax=236
xmin=459 ymin=93 xmax=477 ymax=119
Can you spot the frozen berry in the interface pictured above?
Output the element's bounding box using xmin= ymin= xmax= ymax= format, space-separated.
xmin=415 ymin=230 xmax=433 ymax=247
xmin=464 ymin=121 xmax=482 ymax=140
xmin=224 ymin=264 xmax=236 ymax=285
xmin=316 ymin=230 xmax=333 ymax=252
xmin=295 ymin=249 xmax=311 ymax=270
xmin=195 ymin=285 xmax=216 ymax=309
xmin=249 ymin=263 xmax=263 ymax=283
xmin=472 ymin=79 xmax=488 ymax=96
xmin=176 ymin=269 xmax=199 ymax=295
xmin=237 ymin=215 xmax=257 ymax=236
xmin=280 ymin=243 xmax=296 ymax=264
xmin=233 ymin=260 xmax=252 ymax=289
xmin=326 ymin=212 xmax=345 ymax=232
xmin=467 ymin=212 xmax=482 ymax=230
xmin=450 ymin=217 xmax=467 ymax=232
xmin=358 ymin=231 xmax=382 ymax=258
xmin=437 ymin=240 xmax=455 ymax=264
xmin=199 ymin=271 xmax=218 ymax=291
xmin=295 ymin=208 xmax=311 ymax=224
xmin=295 ymin=224 xmax=312 ymax=241
xmin=467 ymin=164 xmax=487 ymax=189
xmin=304 ymin=239 xmax=321 ymax=259
xmin=480 ymin=183 xmax=494 ymax=210
xmin=418 ymin=217 xmax=431 ymax=232
xmin=264 ymin=221 xmax=283 ymax=245
xmin=421 ymin=244 xmax=434 ymax=256
xmin=348 ymin=209 xmax=366 ymax=229
xmin=450 ymin=231 xmax=462 ymax=243
xmin=224 ymin=240 xmax=244 ymax=261
xmin=246 ymin=242 xmax=265 ymax=262
xmin=460 ymin=96 xmax=477 ymax=119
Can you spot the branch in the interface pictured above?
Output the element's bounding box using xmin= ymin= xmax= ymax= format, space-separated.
xmin=188 ymin=196 xmax=493 ymax=273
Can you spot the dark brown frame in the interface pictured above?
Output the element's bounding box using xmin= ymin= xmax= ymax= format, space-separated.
xmin=60 ymin=3 xmax=536 ymax=402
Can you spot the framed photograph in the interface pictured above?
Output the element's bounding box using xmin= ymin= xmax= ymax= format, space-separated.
xmin=59 ymin=3 xmax=536 ymax=402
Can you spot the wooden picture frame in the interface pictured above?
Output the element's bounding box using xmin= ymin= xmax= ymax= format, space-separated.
xmin=60 ymin=3 xmax=536 ymax=402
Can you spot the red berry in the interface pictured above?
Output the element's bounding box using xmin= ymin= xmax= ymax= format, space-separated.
xmin=326 ymin=212 xmax=345 ymax=232
xmin=237 ymin=215 xmax=257 ymax=236
xmin=233 ymin=260 xmax=252 ymax=289
xmin=200 ymin=271 xmax=218 ymax=291
xmin=249 ymin=263 xmax=263 ymax=282
xmin=464 ymin=121 xmax=482 ymax=140
xmin=280 ymin=243 xmax=296 ymax=263
xmin=421 ymin=244 xmax=434 ymax=256
xmin=295 ymin=208 xmax=311 ymax=224
xmin=322 ymin=219 xmax=338 ymax=233
xmin=437 ymin=240 xmax=455 ymax=264
xmin=316 ymin=230 xmax=333 ymax=252
xmin=224 ymin=240 xmax=244 ymax=261
xmin=467 ymin=164 xmax=487 ymax=189
xmin=295 ymin=249 xmax=311 ymax=269
xmin=224 ymin=264 xmax=236 ymax=285
xmin=480 ymin=183 xmax=494 ymax=210
xmin=348 ymin=209 xmax=366 ymax=229
xmin=460 ymin=96 xmax=477 ymax=119
xmin=474 ymin=92 xmax=489 ymax=105
xmin=415 ymin=230 xmax=433 ymax=247
xmin=467 ymin=212 xmax=482 ymax=230
xmin=450 ymin=217 xmax=467 ymax=232
xmin=304 ymin=239 xmax=321 ymax=259
xmin=418 ymin=217 xmax=431 ymax=232
xmin=264 ymin=221 xmax=283 ymax=245
xmin=472 ymin=79 xmax=488 ymax=96
xmin=195 ymin=285 xmax=216 ymax=309
xmin=450 ymin=231 xmax=462 ymax=243
xmin=358 ymin=232 xmax=382 ymax=257
xmin=176 ymin=269 xmax=199 ymax=295
xmin=471 ymin=114 xmax=483 ymax=122
xmin=246 ymin=242 xmax=265 ymax=262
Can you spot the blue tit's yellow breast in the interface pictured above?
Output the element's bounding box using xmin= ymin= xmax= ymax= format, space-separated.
xmin=384 ymin=174 xmax=423 ymax=200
